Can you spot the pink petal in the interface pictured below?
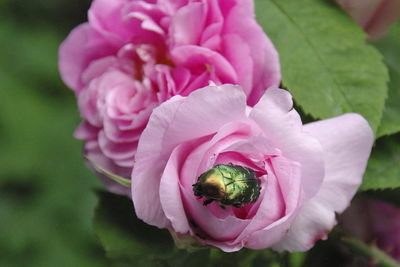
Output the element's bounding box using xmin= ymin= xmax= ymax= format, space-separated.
xmin=169 ymin=2 xmax=206 ymax=46
xmin=161 ymin=84 xmax=247 ymax=149
xmin=98 ymin=130 xmax=138 ymax=160
xmin=364 ymin=0 xmax=400 ymax=40
xmin=244 ymin=157 xmax=303 ymax=249
xmin=132 ymin=84 xmax=247 ymax=228
xmin=170 ymin=46 xmax=238 ymax=85
xmin=180 ymin=185 xmax=249 ymax=242
xmin=181 ymin=122 xmax=255 ymax=190
xmin=159 ymin=144 xmax=191 ymax=234
xmin=88 ymin=0 xmax=134 ymax=45
xmin=336 ymin=0 xmax=400 ymax=40
xmin=84 ymin=140 xmax=132 ymax=196
xmin=158 ymin=0 xmax=187 ymax=15
xmin=274 ymin=114 xmax=374 ymax=251
xmin=250 ymin=87 xmax=325 ymax=200
xmin=179 ymin=71 xmax=212 ymax=96
xmin=221 ymin=34 xmax=253 ymax=98
xmin=336 ymin=0 xmax=382 ymax=27
xmin=224 ymin=0 xmax=281 ymax=105
xmin=74 ymin=121 xmax=98 ymax=140
xmin=131 ymin=95 xmax=185 ymax=228
xmin=58 ymin=23 xmax=116 ymax=91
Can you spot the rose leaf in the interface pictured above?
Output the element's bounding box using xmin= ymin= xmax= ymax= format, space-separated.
xmin=374 ymin=22 xmax=400 ymax=137
xmin=359 ymin=134 xmax=400 ymax=191
xmin=255 ymin=0 xmax=389 ymax=134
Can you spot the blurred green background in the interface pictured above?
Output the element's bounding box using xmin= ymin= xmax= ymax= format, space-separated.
xmin=0 ymin=0 xmax=108 ymax=266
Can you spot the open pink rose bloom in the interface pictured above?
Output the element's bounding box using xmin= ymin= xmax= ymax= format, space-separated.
xmin=58 ymin=0 xmax=280 ymax=194
xmin=336 ymin=0 xmax=400 ymax=40
xmin=132 ymin=84 xmax=374 ymax=252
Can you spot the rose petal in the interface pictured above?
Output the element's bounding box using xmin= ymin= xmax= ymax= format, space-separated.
xmin=180 ymin=185 xmax=249 ymax=242
xmin=250 ymin=87 xmax=325 ymax=200
xmin=162 ymin=84 xmax=247 ymax=150
xmin=336 ymin=0 xmax=400 ymax=40
xmin=159 ymin=143 xmax=192 ymax=234
xmin=243 ymin=157 xmax=303 ymax=249
xmin=224 ymin=0 xmax=281 ymax=105
xmin=169 ymin=2 xmax=206 ymax=46
xmin=170 ymin=46 xmax=238 ymax=85
xmin=132 ymin=95 xmax=185 ymax=228
xmin=273 ymin=113 xmax=374 ymax=251
xmin=58 ymin=23 xmax=116 ymax=91
xmin=221 ymin=34 xmax=253 ymax=97
xmin=89 ymin=0 xmax=135 ymax=44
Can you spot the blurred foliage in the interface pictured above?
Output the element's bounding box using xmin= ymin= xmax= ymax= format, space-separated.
xmin=0 ymin=0 xmax=91 ymax=33
xmin=362 ymin=188 xmax=400 ymax=209
xmin=374 ymin=22 xmax=400 ymax=137
xmin=95 ymin=191 xmax=302 ymax=267
xmin=0 ymin=0 xmax=106 ymax=266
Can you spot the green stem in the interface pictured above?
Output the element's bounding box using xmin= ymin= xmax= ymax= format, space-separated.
xmin=85 ymin=157 xmax=131 ymax=187
xmin=341 ymin=236 xmax=400 ymax=267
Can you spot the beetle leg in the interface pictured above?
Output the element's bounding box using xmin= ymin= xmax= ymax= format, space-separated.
xmin=203 ymin=199 xmax=214 ymax=206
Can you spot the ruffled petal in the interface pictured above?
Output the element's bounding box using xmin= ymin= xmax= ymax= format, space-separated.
xmin=169 ymin=2 xmax=206 ymax=46
xmin=132 ymin=84 xmax=247 ymax=228
xmin=170 ymin=46 xmax=238 ymax=85
xmin=58 ymin=23 xmax=116 ymax=91
xmin=224 ymin=0 xmax=280 ymax=105
xmin=162 ymin=84 xmax=247 ymax=149
xmin=131 ymin=95 xmax=185 ymax=228
xmin=250 ymin=88 xmax=325 ymax=200
xmin=274 ymin=114 xmax=374 ymax=251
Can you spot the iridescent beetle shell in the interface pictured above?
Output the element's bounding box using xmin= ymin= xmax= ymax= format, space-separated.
xmin=192 ymin=164 xmax=261 ymax=208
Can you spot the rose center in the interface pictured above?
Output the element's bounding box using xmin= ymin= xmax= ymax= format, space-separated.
xmin=192 ymin=164 xmax=261 ymax=208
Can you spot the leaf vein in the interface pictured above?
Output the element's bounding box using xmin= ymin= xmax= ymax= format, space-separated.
xmin=271 ymin=0 xmax=355 ymax=113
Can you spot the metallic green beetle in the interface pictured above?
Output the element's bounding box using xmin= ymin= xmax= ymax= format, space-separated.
xmin=192 ymin=164 xmax=261 ymax=208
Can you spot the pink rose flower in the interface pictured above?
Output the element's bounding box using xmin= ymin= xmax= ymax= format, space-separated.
xmin=58 ymin=0 xmax=280 ymax=194
xmin=336 ymin=0 xmax=400 ymax=40
xmin=341 ymin=199 xmax=400 ymax=261
xmin=131 ymin=84 xmax=374 ymax=252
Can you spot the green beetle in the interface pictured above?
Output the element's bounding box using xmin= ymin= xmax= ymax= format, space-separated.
xmin=192 ymin=164 xmax=261 ymax=208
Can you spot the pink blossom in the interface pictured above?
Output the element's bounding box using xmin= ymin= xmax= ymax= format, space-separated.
xmin=58 ymin=0 xmax=280 ymax=194
xmin=131 ymin=84 xmax=374 ymax=252
xmin=341 ymin=199 xmax=400 ymax=261
xmin=336 ymin=0 xmax=400 ymax=40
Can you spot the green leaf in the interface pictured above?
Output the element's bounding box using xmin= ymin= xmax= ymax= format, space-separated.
xmin=360 ymin=134 xmax=400 ymax=191
xmin=255 ymin=0 xmax=389 ymax=134
xmin=375 ymin=22 xmax=400 ymax=137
